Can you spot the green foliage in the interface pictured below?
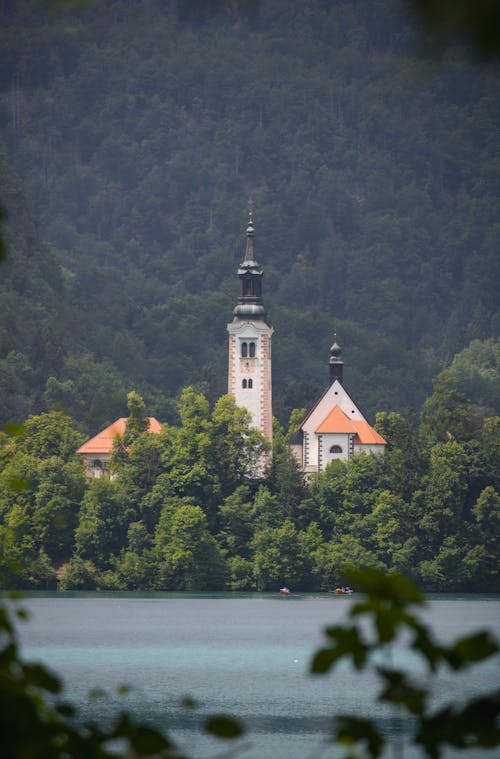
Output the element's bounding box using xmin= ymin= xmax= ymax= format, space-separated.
xmin=0 ymin=416 xmax=86 ymax=586
xmin=251 ymin=519 xmax=303 ymax=591
xmin=58 ymin=555 xmax=98 ymax=590
xmin=314 ymin=535 xmax=385 ymax=590
xmin=75 ymin=478 xmax=133 ymax=570
xmin=448 ymin=338 xmax=500 ymax=414
xmin=268 ymin=419 xmax=307 ymax=522
xmin=0 ymin=373 xmax=498 ymax=593
xmin=210 ymin=394 xmax=268 ymax=493
xmin=43 ymin=352 xmax=128 ymax=433
xmin=311 ymin=568 xmax=500 ymax=758
xmin=155 ymin=503 xmax=226 ymax=590
xmin=419 ymin=371 xmax=485 ymax=448
xmin=217 ymin=485 xmax=255 ymax=558
xmin=123 ymin=391 xmax=149 ymax=446
xmin=17 ymin=411 xmax=84 ymax=461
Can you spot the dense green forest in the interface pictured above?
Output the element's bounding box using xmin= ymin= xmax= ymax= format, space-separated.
xmin=0 ymin=0 xmax=499 ymax=433
xmin=1 ymin=374 xmax=498 ymax=592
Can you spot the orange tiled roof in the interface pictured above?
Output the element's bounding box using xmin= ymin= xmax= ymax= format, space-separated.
xmin=76 ymin=417 xmax=162 ymax=455
xmin=315 ymin=405 xmax=386 ymax=445
xmin=316 ymin=405 xmax=358 ymax=434
xmin=352 ymin=420 xmax=386 ymax=445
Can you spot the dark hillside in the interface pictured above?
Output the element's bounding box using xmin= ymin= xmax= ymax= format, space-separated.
xmin=0 ymin=0 xmax=499 ymax=429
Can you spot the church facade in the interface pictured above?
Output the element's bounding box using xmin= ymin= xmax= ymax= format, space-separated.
xmin=227 ymin=211 xmax=274 ymax=447
xmin=289 ymin=339 xmax=386 ymax=474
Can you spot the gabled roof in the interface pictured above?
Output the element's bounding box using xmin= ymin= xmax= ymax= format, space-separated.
xmin=315 ymin=405 xmax=386 ymax=445
xmin=76 ymin=417 xmax=162 ymax=455
xmin=299 ymin=378 xmax=363 ymax=432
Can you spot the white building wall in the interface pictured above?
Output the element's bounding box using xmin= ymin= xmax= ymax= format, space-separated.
xmin=227 ymin=319 xmax=273 ymax=446
xmin=321 ymin=432 xmax=351 ymax=465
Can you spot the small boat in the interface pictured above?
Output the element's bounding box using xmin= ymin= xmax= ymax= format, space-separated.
xmin=328 ymin=587 xmax=353 ymax=595
xmin=279 ymin=587 xmax=291 ymax=595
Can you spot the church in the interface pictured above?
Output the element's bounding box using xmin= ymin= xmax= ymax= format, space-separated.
xmin=227 ymin=211 xmax=386 ymax=473
xmin=288 ymin=339 xmax=386 ymax=473
xmin=77 ymin=211 xmax=385 ymax=475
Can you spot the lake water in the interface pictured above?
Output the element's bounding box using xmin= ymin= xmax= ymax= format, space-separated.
xmin=13 ymin=592 xmax=500 ymax=759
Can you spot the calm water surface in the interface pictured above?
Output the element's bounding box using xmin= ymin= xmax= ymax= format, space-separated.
xmin=14 ymin=593 xmax=500 ymax=758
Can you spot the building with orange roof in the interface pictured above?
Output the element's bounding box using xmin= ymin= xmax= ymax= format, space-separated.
xmin=77 ymin=417 xmax=162 ymax=478
xmin=289 ymin=338 xmax=386 ymax=474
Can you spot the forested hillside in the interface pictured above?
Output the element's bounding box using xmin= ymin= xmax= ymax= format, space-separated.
xmin=1 ymin=0 xmax=499 ymax=432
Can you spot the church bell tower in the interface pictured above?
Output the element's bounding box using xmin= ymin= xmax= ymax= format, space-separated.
xmin=227 ymin=211 xmax=273 ymax=448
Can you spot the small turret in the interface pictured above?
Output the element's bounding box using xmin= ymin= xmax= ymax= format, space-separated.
xmin=329 ymin=334 xmax=344 ymax=384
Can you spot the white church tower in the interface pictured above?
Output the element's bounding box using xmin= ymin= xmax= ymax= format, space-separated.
xmin=227 ymin=211 xmax=273 ymax=448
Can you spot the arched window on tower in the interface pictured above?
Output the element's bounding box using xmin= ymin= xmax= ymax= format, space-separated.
xmin=249 ymin=342 xmax=256 ymax=357
xmin=241 ymin=342 xmax=248 ymax=357
xmin=242 ymin=379 xmax=247 ymax=388
xmin=329 ymin=445 xmax=343 ymax=455
xmin=248 ymin=379 xmax=253 ymax=388
xmin=245 ymin=278 xmax=254 ymax=295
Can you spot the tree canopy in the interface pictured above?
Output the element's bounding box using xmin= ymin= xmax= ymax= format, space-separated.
xmin=1 ymin=379 xmax=498 ymax=593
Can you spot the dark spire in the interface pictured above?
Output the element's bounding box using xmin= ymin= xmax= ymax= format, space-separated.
xmin=329 ymin=332 xmax=344 ymax=384
xmin=233 ymin=209 xmax=268 ymax=321
xmin=243 ymin=209 xmax=256 ymax=263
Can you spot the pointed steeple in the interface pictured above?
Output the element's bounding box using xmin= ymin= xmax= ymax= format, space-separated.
xmin=328 ymin=333 xmax=344 ymax=384
xmin=243 ymin=209 xmax=257 ymax=265
xmin=233 ymin=209 xmax=268 ymax=321
xmin=227 ymin=208 xmax=274 ymax=456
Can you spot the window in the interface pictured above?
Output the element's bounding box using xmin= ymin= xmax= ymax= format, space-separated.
xmin=248 ymin=379 xmax=253 ymax=388
xmin=241 ymin=342 xmax=248 ymax=357
xmin=245 ymin=278 xmax=254 ymax=295
xmin=249 ymin=342 xmax=256 ymax=357
xmin=242 ymin=379 xmax=247 ymax=388
xmin=329 ymin=445 xmax=343 ymax=454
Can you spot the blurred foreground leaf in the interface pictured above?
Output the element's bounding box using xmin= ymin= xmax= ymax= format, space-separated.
xmin=205 ymin=715 xmax=244 ymax=739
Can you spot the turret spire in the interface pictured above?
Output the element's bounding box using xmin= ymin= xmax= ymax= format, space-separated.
xmin=329 ymin=331 xmax=344 ymax=384
xmin=244 ymin=209 xmax=255 ymax=263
